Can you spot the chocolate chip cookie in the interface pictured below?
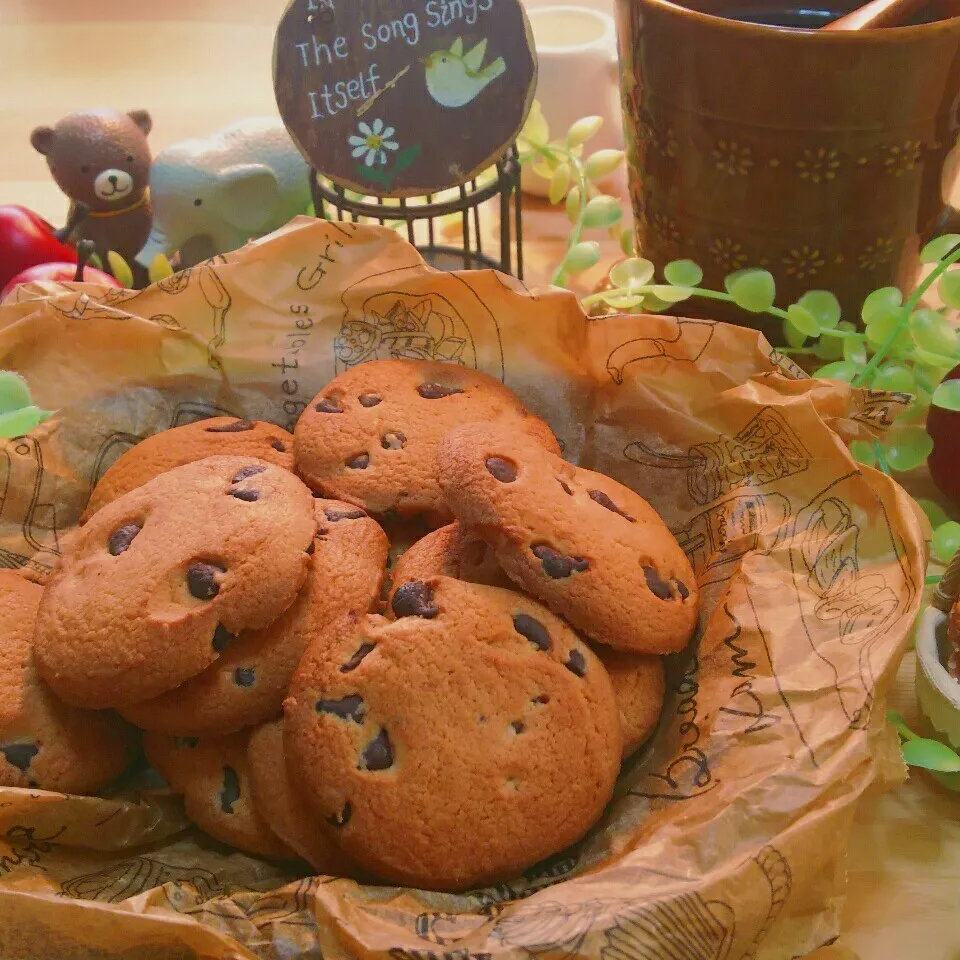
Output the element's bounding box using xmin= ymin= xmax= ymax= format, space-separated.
xmin=82 ymin=418 xmax=294 ymax=522
xmin=0 ymin=571 xmax=135 ymax=794
xmin=145 ymin=730 xmax=293 ymax=859
xmin=122 ymin=499 xmax=388 ymax=736
xmin=284 ymin=576 xmax=622 ymax=891
xmin=592 ymin=648 xmax=665 ymax=758
xmin=387 ymin=522 xmax=512 ymax=611
xmin=35 ymin=456 xmax=317 ymax=709
xmin=438 ymin=423 xmax=699 ymax=655
xmin=247 ymin=719 xmax=355 ymax=875
xmin=294 ymin=359 xmax=559 ymax=518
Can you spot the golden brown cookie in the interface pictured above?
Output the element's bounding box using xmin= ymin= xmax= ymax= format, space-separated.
xmin=81 ymin=417 xmax=294 ymax=522
xmin=285 ymin=576 xmax=622 ymax=891
xmin=438 ymin=423 xmax=699 ymax=655
xmin=592 ymin=647 xmax=665 ymax=758
xmin=0 ymin=571 xmax=136 ymax=794
xmin=387 ymin=522 xmax=513 ymax=611
xmin=247 ymin=719 xmax=355 ymax=875
xmin=122 ymin=499 xmax=388 ymax=736
xmin=145 ymin=729 xmax=293 ymax=859
xmin=35 ymin=456 xmax=317 ymax=709
xmin=293 ymin=359 xmax=559 ymax=518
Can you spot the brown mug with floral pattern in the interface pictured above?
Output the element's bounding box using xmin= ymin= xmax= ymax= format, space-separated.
xmin=614 ymin=0 xmax=960 ymax=337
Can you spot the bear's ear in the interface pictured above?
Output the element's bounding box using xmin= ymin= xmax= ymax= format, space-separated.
xmin=30 ymin=126 xmax=55 ymax=156
xmin=127 ymin=109 xmax=153 ymax=137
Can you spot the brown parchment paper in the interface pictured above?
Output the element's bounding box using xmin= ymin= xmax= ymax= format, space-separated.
xmin=0 ymin=217 xmax=926 ymax=960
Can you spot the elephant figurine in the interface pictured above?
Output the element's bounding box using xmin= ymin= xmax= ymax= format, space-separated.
xmin=137 ymin=117 xmax=312 ymax=269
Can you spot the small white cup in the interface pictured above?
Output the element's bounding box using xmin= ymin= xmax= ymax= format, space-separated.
xmin=522 ymin=4 xmax=623 ymax=197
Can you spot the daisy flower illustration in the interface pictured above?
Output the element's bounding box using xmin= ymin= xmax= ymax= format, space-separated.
xmin=348 ymin=119 xmax=399 ymax=167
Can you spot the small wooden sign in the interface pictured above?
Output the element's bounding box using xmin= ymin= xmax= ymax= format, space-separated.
xmin=273 ymin=0 xmax=537 ymax=197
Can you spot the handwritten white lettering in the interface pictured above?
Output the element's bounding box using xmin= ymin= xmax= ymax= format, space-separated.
xmin=306 ymin=65 xmax=382 ymax=119
xmin=361 ymin=13 xmax=421 ymax=50
xmin=295 ymin=33 xmax=349 ymax=67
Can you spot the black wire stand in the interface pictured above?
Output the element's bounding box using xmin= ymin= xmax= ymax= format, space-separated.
xmin=310 ymin=146 xmax=524 ymax=280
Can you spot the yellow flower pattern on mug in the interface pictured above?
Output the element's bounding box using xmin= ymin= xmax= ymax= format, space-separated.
xmin=709 ymin=237 xmax=748 ymax=272
xmin=650 ymin=212 xmax=681 ymax=247
xmin=883 ymin=141 xmax=923 ymax=176
xmin=713 ymin=140 xmax=753 ymax=176
xmin=782 ymin=246 xmax=825 ymax=280
xmin=796 ymin=148 xmax=840 ymax=184
xmin=858 ymin=237 xmax=895 ymax=270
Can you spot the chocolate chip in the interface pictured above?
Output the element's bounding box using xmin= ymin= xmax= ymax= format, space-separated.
xmin=327 ymin=802 xmax=352 ymax=827
xmin=340 ymin=642 xmax=376 ymax=672
xmin=486 ymin=457 xmax=517 ymax=483
xmin=532 ymin=693 xmax=550 ymax=704
xmin=346 ymin=454 xmax=370 ymax=469
xmin=558 ymin=479 xmax=574 ymax=496
xmin=271 ymin=440 xmax=286 ymax=452
xmin=381 ymin=431 xmax=406 ymax=450
xmin=417 ymin=382 xmax=464 ymax=399
xmin=229 ymin=488 xmax=260 ymax=502
xmin=391 ymin=581 xmax=439 ymax=619
xmin=174 ymin=737 xmax=200 ymax=748
xmin=359 ymin=393 xmax=382 ymax=407
xmin=512 ymin=613 xmax=551 ymax=651
xmin=589 ymin=489 xmax=636 ymax=522
xmin=108 ymin=523 xmax=141 ymax=556
xmin=0 ymin=743 xmax=38 ymax=773
xmin=359 ymin=728 xmax=393 ymax=771
xmin=531 ymin=545 xmax=589 ymax=579
xmin=325 ymin=508 xmax=367 ymax=521
xmin=187 ymin=562 xmax=224 ymax=600
xmin=677 ymin=581 xmax=690 ymax=600
xmin=220 ymin=766 xmax=240 ymax=814
xmin=233 ymin=464 xmax=267 ymax=483
xmin=565 ymin=649 xmax=587 ymax=677
xmin=317 ymin=694 xmax=366 ymax=723
xmin=206 ymin=420 xmax=253 ymax=433
xmin=643 ymin=566 xmax=673 ymax=601
xmin=316 ymin=397 xmax=343 ymax=413
xmin=234 ymin=667 xmax=255 ymax=687
xmin=212 ymin=624 xmax=233 ymax=652
xmin=511 ymin=721 xmax=526 ymax=734
xmin=306 ymin=541 xmax=316 ymax=555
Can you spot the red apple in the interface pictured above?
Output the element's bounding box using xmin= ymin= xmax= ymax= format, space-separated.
xmin=1 ymin=260 xmax=120 ymax=302
xmin=927 ymin=362 xmax=960 ymax=508
xmin=0 ymin=205 xmax=78 ymax=289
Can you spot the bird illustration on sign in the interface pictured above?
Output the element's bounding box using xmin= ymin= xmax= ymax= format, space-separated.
xmin=423 ymin=38 xmax=506 ymax=108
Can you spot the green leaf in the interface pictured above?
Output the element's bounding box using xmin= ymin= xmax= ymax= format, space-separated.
xmin=650 ymin=285 xmax=694 ymax=303
xmin=548 ymin=164 xmax=571 ymax=204
xmin=106 ymin=251 xmax=134 ymax=289
xmin=784 ymin=318 xmax=808 ymax=349
xmin=910 ymin=308 xmax=958 ymax=355
xmin=786 ymin=303 xmax=820 ymax=338
xmin=887 ymin=709 xmax=918 ymax=741
xmin=609 ymin=257 xmax=655 ymax=289
xmin=584 ymin=149 xmax=625 ymax=181
xmin=874 ymin=364 xmax=915 ymax=394
xmin=849 ymin=439 xmax=878 ymax=467
xmin=814 ymin=361 xmax=858 ymax=383
xmin=567 ymin=116 xmax=604 ymax=147
xmin=932 ymin=379 xmax=960 ymax=411
xmin=0 ymin=405 xmax=50 ymax=438
xmin=939 ymin=270 xmax=960 ymax=309
xmin=797 ymin=290 xmax=842 ymax=330
xmin=565 ymin=186 xmax=582 ymax=225
xmin=603 ymin=293 xmax=645 ymax=310
xmin=0 ymin=371 xmax=32 ymax=413
xmin=392 ymin=143 xmax=422 ymax=176
xmin=883 ymin=425 xmax=933 ymax=472
xmin=561 ymin=241 xmax=601 ymax=274
xmin=842 ymin=336 xmax=867 ymax=366
xmin=920 ymin=234 xmax=960 ymax=264
xmin=520 ymin=101 xmax=549 ymax=146
xmin=619 ymin=229 xmax=635 ymax=257
xmin=148 ymin=254 xmax=174 ymax=284
xmin=663 ymin=260 xmax=703 ymax=287
xmin=724 ymin=269 xmax=776 ymax=313
xmin=581 ymin=195 xmax=622 ymax=229
xmin=901 ymin=737 xmax=960 ymax=772
xmin=88 ymin=252 xmax=103 ymax=270
xmin=917 ymin=498 xmax=950 ymax=531
xmin=640 ymin=294 xmax=673 ymax=313
xmin=861 ymin=286 xmax=902 ymax=325
xmin=933 ymin=521 xmax=960 ymax=563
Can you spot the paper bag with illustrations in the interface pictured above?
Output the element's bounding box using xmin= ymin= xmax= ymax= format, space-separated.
xmin=0 ymin=218 xmax=925 ymax=960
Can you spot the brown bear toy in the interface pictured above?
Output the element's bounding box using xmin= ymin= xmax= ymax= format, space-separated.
xmin=31 ymin=109 xmax=153 ymax=269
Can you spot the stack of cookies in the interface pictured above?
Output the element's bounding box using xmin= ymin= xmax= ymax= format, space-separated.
xmin=6 ymin=359 xmax=698 ymax=892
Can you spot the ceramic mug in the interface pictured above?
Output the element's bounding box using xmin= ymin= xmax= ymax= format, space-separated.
xmin=523 ymin=4 xmax=623 ymax=197
xmin=614 ymin=0 xmax=960 ymax=334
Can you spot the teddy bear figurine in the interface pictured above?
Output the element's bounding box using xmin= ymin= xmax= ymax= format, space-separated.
xmin=30 ymin=109 xmax=154 ymax=270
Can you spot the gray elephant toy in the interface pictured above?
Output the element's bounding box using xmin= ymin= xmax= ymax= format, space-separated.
xmin=137 ymin=117 xmax=312 ymax=269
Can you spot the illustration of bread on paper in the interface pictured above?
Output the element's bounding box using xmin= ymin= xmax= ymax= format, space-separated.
xmin=423 ymin=38 xmax=506 ymax=108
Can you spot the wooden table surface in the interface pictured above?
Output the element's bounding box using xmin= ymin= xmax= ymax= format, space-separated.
xmin=1 ymin=2 xmax=958 ymax=958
